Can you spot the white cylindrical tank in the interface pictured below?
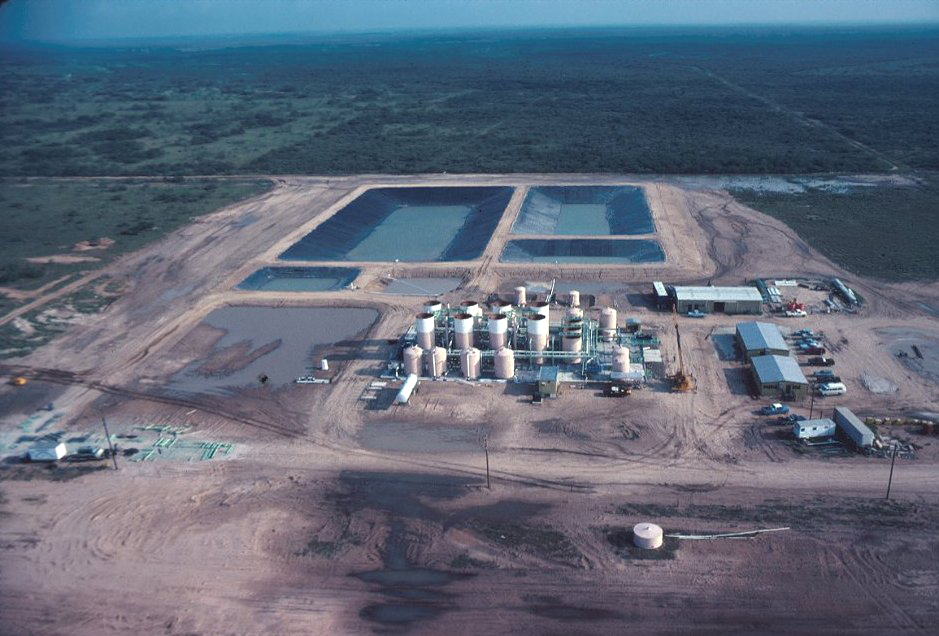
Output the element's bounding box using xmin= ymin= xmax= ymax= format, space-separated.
xmin=494 ymin=347 xmax=515 ymax=379
xmin=562 ymin=335 xmax=582 ymax=364
xmin=424 ymin=346 xmax=447 ymax=377
xmin=600 ymin=307 xmax=617 ymax=342
xmin=633 ymin=523 xmax=664 ymax=549
xmin=493 ymin=299 xmax=513 ymax=315
xmin=514 ymin=286 xmax=527 ymax=307
xmin=415 ymin=312 xmax=435 ymax=350
xmin=569 ymin=290 xmax=580 ymax=307
xmin=460 ymin=300 xmax=481 ymax=318
xmin=527 ymin=314 xmax=549 ymax=363
xmin=454 ymin=312 xmax=474 ymax=350
xmin=612 ymin=346 xmax=630 ymax=373
xmin=423 ymin=300 xmax=442 ymax=315
xmin=530 ymin=300 xmax=550 ymax=322
xmin=460 ymin=347 xmax=481 ymax=379
xmin=395 ymin=373 xmax=419 ymax=405
xmin=320 ymin=358 xmax=329 ymax=371
xmin=404 ymin=345 xmax=423 ymax=376
xmin=488 ymin=313 xmax=508 ymax=350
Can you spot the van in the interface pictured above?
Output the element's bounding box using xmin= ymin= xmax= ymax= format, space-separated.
xmin=818 ymin=382 xmax=846 ymax=396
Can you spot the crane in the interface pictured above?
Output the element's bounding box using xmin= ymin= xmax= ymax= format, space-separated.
xmin=669 ymin=304 xmax=694 ymax=392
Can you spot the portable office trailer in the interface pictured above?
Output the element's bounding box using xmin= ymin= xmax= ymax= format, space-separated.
xmin=793 ymin=418 xmax=836 ymax=439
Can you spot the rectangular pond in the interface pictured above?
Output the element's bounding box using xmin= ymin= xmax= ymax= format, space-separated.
xmin=280 ymin=186 xmax=514 ymax=262
xmin=237 ymin=266 xmax=360 ymax=292
xmin=500 ymin=239 xmax=665 ymax=264
xmin=167 ymin=306 xmax=378 ymax=396
xmin=512 ymin=186 xmax=655 ymax=235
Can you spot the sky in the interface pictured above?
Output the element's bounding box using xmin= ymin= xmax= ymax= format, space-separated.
xmin=1 ymin=0 xmax=938 ymax=42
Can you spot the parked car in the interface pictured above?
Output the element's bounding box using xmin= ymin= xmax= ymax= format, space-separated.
xmin=761 ymin=403 xmax=790 ymax=415
xmin=808 ymin=356 xmax=835 ymax=366
xmin=778 ymin=414 xmax=807 ymax=424
xmin=687 ymin=309 xmax=707 ymax=318
xmin=818 ymin=382 xmax=847 ymax=396
xmin=814 ymin=370 xmax=836 ymax=379
xmin=785 ymin=309 xmax=807 ymax=317
xmin=804 ymin=346 xmax=826 ymax=355
xmin=792 ymin=329 xmax=814 ymax=338
xmin=68 ymin=446 xmax=105 ymax=462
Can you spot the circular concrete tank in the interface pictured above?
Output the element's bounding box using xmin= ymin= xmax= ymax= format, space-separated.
xmin=460 ymin=347 xmax=481 ymax=379
xmin=488 ymin=313 xmax=508 ymax=350
xmin=415 ymin=312 xmax=436 ymax=350
xmin=562 ymin=335 xmax=583 ymax=364
xmin=460 ymin=301 xmax=481 ymax=318
xmin=404 ymin=345 xmax=423 ymax=376
xmin=633 ymin=523 xmax=664 ymax=550
xmin=494 ymin=347 xmax=515 ymax=379
xmin=569 ymin=290 xmax=580 ymax=308
xmin=454 ymin=312 xmax=474 ymax=350
xmin=530 ymin=300 xmax=550 ymax=322
xmin=527 ymin=314 xmax=549 ymax=363
xmin=423 ymin=300 xmax=442 ymax=315
xmin=600 ymin=307 xmax=618 ymax=342
xmin=612 ymin=346 xmax=630 ymax=373
xmin=514 ymin=286 xmax=527 ymax=307
xmin=492 ymin=299 xmax=513 ymax=315
xmin=424 ymin=346 xmax=447 ymax=377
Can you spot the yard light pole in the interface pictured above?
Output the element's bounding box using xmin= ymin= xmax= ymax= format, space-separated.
xmin=483 ymin=434 xmax=491 ymax=490
xmin=808 ymin=391 xmax=815 ymax=420
xmin=885 ymin=443 xmax=898 ymax=500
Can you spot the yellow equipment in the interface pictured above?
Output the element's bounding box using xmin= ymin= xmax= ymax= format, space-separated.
xmin=669 ymin=305 xmax=695 ymax=392
xmin=11 ymin=376 xmax=28 ymax=387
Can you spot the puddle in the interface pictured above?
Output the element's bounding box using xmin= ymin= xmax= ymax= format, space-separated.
xmin=382 ymin=277 xmax=462 ymax=295
xmin=359 ymin=420 xmax=486 ymax=454
xmin=513 ymin=185 xmax=654 ymax=235
xmin=237 ymin=266 xmax=359 ymax=292
xmin=167 ymin=306 xmax=377 ymax=395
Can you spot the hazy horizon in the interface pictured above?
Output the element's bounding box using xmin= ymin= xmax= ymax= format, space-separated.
xmin=2 ymin=0 xmax=938 ymax=43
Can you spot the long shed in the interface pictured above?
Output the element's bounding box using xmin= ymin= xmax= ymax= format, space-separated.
xmin=833 ymin=407 xmax=875 ymax=448
xmin=672 ymin=286 xmax=762 ymax=315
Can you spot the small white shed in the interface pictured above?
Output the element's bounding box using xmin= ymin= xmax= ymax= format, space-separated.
xmin=28 ymin=442 xmax=67 ymax=462
xmin=793 ymin=418 xmax=836 ymax=440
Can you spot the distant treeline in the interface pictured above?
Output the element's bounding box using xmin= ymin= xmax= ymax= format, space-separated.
xmin=1 ymin=26 xmax=937 ymax=176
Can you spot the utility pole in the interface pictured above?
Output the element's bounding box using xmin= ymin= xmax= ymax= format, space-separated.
xmin=885 ymin=443 xmax=898 ymax=500
xmin=483 ymin=434 xmax=491 ymax=490
xmin=101 ymin=417 xmax=118 ymax=470
xmin=808 ymin=391 xmax=816 ymax=420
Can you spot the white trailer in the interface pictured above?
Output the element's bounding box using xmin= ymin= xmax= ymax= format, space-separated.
xmin=28 ymin=442 xmax=67 ymax=462
xmin=395 ymin=374 xmax=419 ymax=405
xmin=793 ymin=418 xmax=836 ymax=440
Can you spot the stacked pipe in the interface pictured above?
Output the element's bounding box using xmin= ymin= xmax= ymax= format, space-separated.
xmin=563 ymin=307 xmax=583 ymax=365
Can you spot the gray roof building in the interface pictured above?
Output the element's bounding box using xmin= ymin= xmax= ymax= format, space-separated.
xmin=736 ymin=321 xmax=789 ymax=360
xmin=833 ymin=407 xmax=875 ymax=448
xmin=750 ymin=354 xmax=809 ymax=399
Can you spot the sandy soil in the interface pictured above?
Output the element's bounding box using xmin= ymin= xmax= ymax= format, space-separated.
xmin=2 ymin=174 xmax=939 ymax=635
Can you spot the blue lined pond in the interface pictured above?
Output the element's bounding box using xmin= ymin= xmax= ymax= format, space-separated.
xmin=237 ymin=266 xmax=360 ymax=292
xmin=501 ymin=239 xmax=664 ymax=264
xmin=512 ymin=186 xmax=654 ymax=235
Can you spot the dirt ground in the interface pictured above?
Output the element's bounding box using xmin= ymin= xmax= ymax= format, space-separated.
xmin=2 ymin=174 xmax=939 ymax=635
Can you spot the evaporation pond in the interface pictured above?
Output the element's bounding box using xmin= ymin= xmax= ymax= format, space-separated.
xmin=280 ymin=186 xmax=514 ymax=262
xmin=513 ymin=186 xmax=654 ymax=235
xmin=382 ymin=277 xmax=462 ymax=295
xmin=168 ymin=306 xmax=377 ymax=396
xmin=501 ymin=239 xmax=665 ymax=264
xmin=237 ymin=266 xmax=360 ymax=292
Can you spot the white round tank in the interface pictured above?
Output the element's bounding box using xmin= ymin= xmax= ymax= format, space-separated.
xmin=613 ymin=347 xmax=630 ymax=373
xmin=530 ymin=300 xmax=550 ymax=322
xmin=453 ymin=312 xmax=474 ymax=350
xmin=633 ymin=523 xmax=664 ymax=550
xmin=527 ymin=314 xmax=549 ymax=336
xmin=600 ymin=307 xmax=618 ymax=342
xmin=424 ymin=346 xmax=447 ymax=377
xmin=562 ymin=335 xmax=582 ymax=364
xmin=460 ymin=347 xmax=481 ymax=379
xmin=460 ymin=300 xmax=481 ymax=318
xmin=415 ymin=312 xmax=435 ymax=350
xmin=423 ymin=300 xmax=442 ymax=315
xmin=320 ymin=358 xmax=329 ymax=371
xmin=493 ymin=299 xmax=513 ymax=315
xmin=514 ymin=286 xmax=527 ymax=307
xmin=569 ymin=290 xmax=580 ymax=307
xmin=566 ymin=306 xmax=583 ymax=321
xmin=488 ymin=313 xmax=508 ymax=350
xmin=494 ymin=347 xmax=515 ymax=379
xmin=403 ymin=345 xmax=423 ymax=376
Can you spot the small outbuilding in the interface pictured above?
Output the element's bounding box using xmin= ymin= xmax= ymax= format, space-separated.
xmin=751 ymin=354 xmax=809 ymax=399
xmin=537 ymin=365 xmax=561 ymax=398
xmin=833 ymin=407 xmax=875 ymax=448
xmin=27 ymin=441 xmax=67 ymax=462
xmin=736 ymin=321 xmax=789 ymax=361
xmin=793 ymin=418 xmax=836 ymax=440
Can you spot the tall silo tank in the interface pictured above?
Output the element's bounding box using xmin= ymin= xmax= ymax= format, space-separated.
xmin=531 ymin=300 xmax=550 ymax=322
xmin=514 ymin=286 xmax=527 ymax=307
xmin=527 ymin=314 xmax=549 ymax=364
xmin=493 ymin=299 xmax=513 ymax=315
xmin=569 ymin=290 xmax=580 ymax=307
xmin=423 ymin=300 xmax=442 ymax=315
xmin=600 ymin=307 xmax=618 ymax=341
xmin=424 ymin=346 xmax=447 ymax=377
xmin=488 ymin=313 xmax=508 ymax=350
xmin=460 ymin=347 xmax=481 ymax=379
xmin=415 ymin=312 xmax=436 ymax=350
xmin=613 ymin=346 xmax=630 ymax=373
xmin=494 ymin=347 xmax=515 ymax=379
xmin=403 ymin=345 xmax=424 ymax=376
xmin=453 ymin=312 xmax=474 ymax=349
xmin=632 ymin=523 xmax=664 ymax=549
xmin=562 ymin=335 xmax=583 ymax=364
xmin=460 ymin=300 xmax=482 ymax=318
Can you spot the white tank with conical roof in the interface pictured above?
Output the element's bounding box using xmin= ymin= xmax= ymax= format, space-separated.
xmin=633 ymin=523 xmax=663 ymax=549
xmin=494 ymin=347 xmax=515 ymax=379
xmin=403 ymin=345 xmax=423 ymax=376
xmin=460 ymin=347 xmax=481 ymax=379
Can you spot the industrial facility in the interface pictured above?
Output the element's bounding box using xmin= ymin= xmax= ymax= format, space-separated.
xmin=653 ymin=282 xmax=763 ymax=314
xmin=750 ymin=354 xmax=809 ymax=399
xmin=395 ymin=286 xmax=650 ymax=394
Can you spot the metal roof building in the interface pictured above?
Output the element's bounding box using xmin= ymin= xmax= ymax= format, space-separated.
xmin=751 ymin=354 xmax=809 ymax=399
xmin=833 ymin=407 xmax=875 ymax=448
xmin=736 ymin=321 xmax=789 ymax=361
xmin=672 ymin=286 xmax=762 ymax=315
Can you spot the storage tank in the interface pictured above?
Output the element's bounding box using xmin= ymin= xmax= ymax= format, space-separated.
xmin=453 ymin=312 xmax=474 ymax=350
xmin=562 ymin=335 xmax=582 ymax=364
xmin=564 ymin=306 xmax=584 ymax=338
xmin=415 ymin=312 xmax=435 ymax=350
xmin=494 ymin=347 xmax=515 ymax=379
xmin=612 ymin=346 xmax=630 ymax=373
xmin=530 ymin=300 xmax=550 ymax=322
xmin=527 ymin=314 xmax=549 ymax=364
xmin=395 ymin=373 xmax=419 ymax=405
xmin=569 ymin=290 xmax=580 ymax=307
xmin=492 ymin=299 xmax=513 ymax=315
xmin=424 ymin=346 xmax=447 ymax=377
xmin=488 ymin=313 xmax=508 ymax=350
xmin=460 ymin=347 xmax=481 ymax=379
xmin=459 ymin=300 xmax=481 ymax=317
xmin=403 ymin=345 xmax=423 ymax=376
xmin=423 ymin=300 xmax=442 ymax=315
xmin=600 ymin=307 xmax=617 ymax=342
xmin=514 ymin=286 xmax=527 ymax=307
xmin=633 ymin=523 xmax=664 ymax=550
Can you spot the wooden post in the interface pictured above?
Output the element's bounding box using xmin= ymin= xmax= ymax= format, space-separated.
xmin=102 ymin=417 xmax=118 ymax=470
xmin=885 ymin=443 xmax=898 ymax=500
xmin=484 ymin=435 xmax=491 ymax=490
